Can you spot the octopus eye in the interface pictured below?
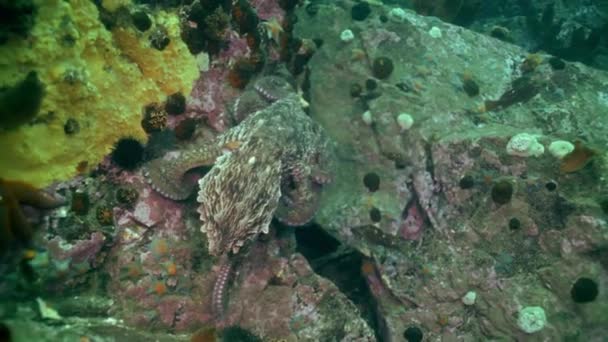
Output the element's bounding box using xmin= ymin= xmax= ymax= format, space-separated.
xmin=313 ymin=152 xmax=321 ymax=164
xmin=285 ymin=174 xmax=297 ymax=190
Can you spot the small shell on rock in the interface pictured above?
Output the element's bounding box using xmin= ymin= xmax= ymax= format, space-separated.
xmin=429 ymin=26 xmax=442 ymax=38
xmin=362 ymin=110 xmax=373 ymax=125
xmin=396 ymin=113 xmax=414 ymax=131
xmin=462 ymin=291 xmax=477 ymax=306
xmin=340 ymin=29 xmax=355 ymax=43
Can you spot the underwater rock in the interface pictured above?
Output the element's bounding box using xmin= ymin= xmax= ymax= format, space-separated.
xmin=218 ymin=236 xmax=375 ymax=340
xmin=470 ymin=0 xmax=607 ymax=69
xmin=2 ymin=1 xmax=608 ymax=341
xmin=295 ymin=1 xmax=608 ymax=340
xmin=0 ymin=0 xmax=197 ymax=187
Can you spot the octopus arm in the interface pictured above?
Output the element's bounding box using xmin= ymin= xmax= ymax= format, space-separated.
xmin=143 ymin=146 xmax=220 ymax=200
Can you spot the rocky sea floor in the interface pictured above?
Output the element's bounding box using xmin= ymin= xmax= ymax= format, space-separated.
xmin=1 ymin=0 xmax=607 ymax=341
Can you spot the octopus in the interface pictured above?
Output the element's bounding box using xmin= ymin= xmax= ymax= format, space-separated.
xmin=143 ymin=73 xmax=333 ymax=257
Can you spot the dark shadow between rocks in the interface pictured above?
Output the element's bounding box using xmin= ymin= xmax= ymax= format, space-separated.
xmin=288 ymin=223 xmax=385 ymax=341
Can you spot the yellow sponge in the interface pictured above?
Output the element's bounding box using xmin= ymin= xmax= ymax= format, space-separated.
xmin=0 ymin=0 xmax=198 ymax=187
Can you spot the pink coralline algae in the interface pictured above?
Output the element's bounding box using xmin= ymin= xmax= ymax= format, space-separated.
xmin=47 ymin=231 xmax=106 ymax=266
xmin=251 ymin=0 xmax=285 ymax=21
xmin=361 ymin=28 xmax=402 ymax=54
xmin=399 ymin=202 xmax=425 ymax=240
xmin=219 ymin=30 xmax=252 ymax=63
xmin=215 ymin=237 xmax=375 ymax=340
xmin=189 ymin=67 xmax=234 ymax=132
xmin=413 ymin=171 xmax=447 ymax=232
xmin=186 ymin=31 xmax=252 ymax=132
xmin=111 ymin=172 xmax=187 ymax=236
xmin=105 ymin=227 xmax=210 ymax=331
xmin=157 ymin=298 xmax=184 ymax=327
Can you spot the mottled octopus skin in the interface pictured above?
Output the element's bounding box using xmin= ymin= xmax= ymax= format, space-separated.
xmin=228 ymin=74 xmax=295 ymax=125
xmin=197 ymin=93 xmax=332 ymax=256
xmin=143 ymin=75 xmax=332 ymax=256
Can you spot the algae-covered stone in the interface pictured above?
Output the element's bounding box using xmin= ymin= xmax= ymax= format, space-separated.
xmin=0 ymin=0 xmax=197 ymax=187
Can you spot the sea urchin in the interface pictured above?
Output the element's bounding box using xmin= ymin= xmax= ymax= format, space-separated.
xmin=111 ymin=137 xmax=144 ymax=170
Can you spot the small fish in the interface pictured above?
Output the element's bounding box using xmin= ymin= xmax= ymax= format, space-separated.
xmin=560 ymin=141 xmax=597 ymax=173
xmin=261 ymin=18 xmax=284 ymax=45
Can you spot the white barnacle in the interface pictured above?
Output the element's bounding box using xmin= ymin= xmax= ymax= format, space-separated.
xmin=362 ymin=110 xmax=373 ymax=125
xmin=340 ymin=29 xmax=355 ymax=43
xmin=429 ymin=26 xmax=442 ymax=38
xmin=396 ymin=113 xmax=414 ymax=131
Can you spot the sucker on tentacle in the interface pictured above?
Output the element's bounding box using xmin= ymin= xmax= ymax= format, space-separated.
xmin=142 ymin=147 xmax=219 ymax=200
xmin=211 ymin=256 xmax=232 ymax=323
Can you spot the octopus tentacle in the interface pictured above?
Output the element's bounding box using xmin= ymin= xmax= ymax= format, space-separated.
xmin=212 ymin=256 xmax=232 ymax=322
xmin=0 ymin=179 xmax=65 ymax=250
xmin=274 ymin=161 xmax=331 ymax=226
xmin=274 ymin=182 xmax=321 ymax=226
xmin=228 ymin=90 xmax=267 ymax=125
xmin=143 ymin=147 xmax=219 ymax=200
xmin=4 ymin=180 xmax=66 ymax=209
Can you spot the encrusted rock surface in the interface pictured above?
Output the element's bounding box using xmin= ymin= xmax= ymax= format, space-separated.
xmin=295 ymin=1 xmax=608 ymax=340
xmin=2 ymin=1 xmax=608 ymax=341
